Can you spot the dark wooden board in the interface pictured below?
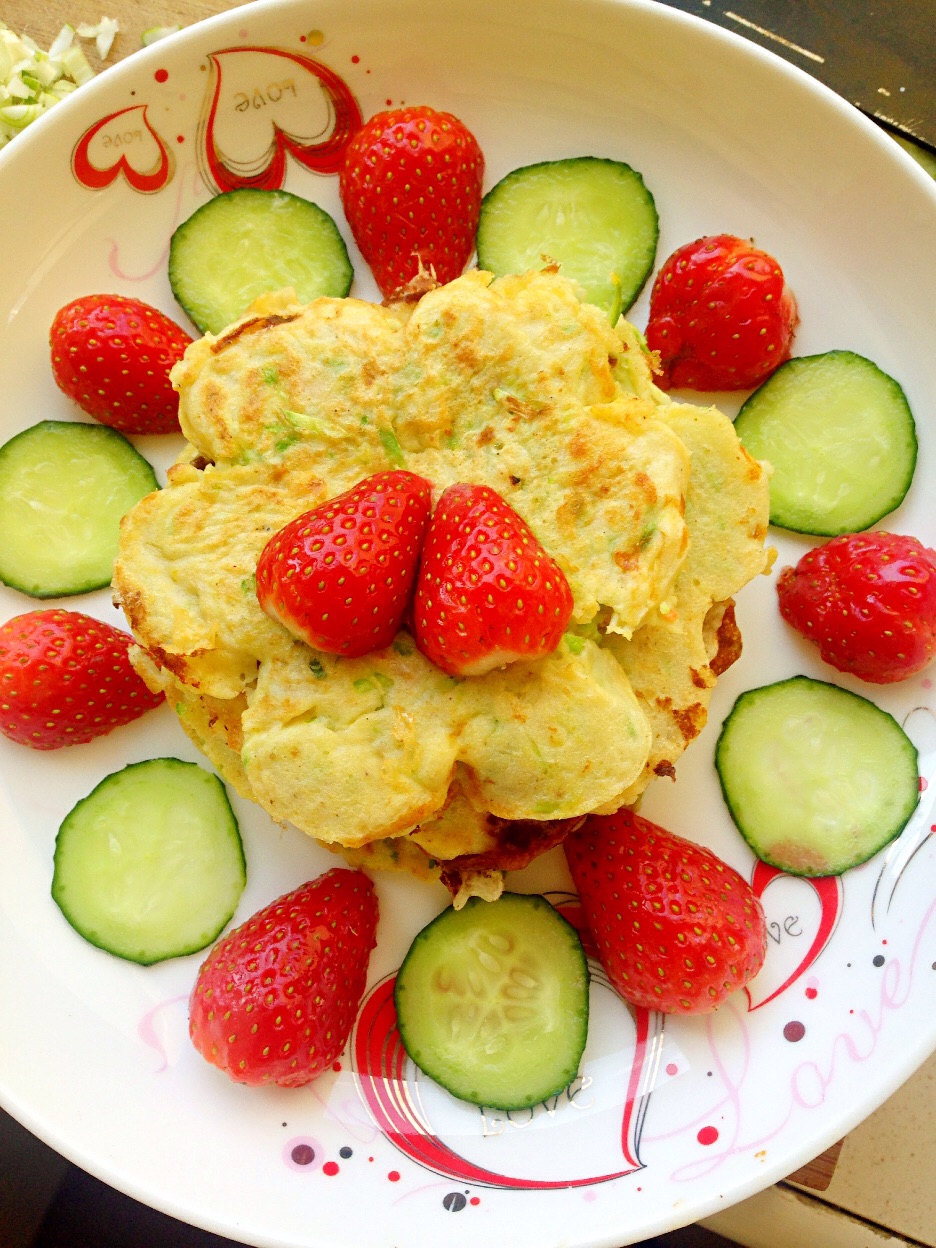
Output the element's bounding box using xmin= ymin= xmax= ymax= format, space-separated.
xmin=655 ymin=0 xmax=936 ymax=152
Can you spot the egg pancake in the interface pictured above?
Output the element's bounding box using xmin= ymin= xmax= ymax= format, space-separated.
xmin=114 ymin=267 xmax=770 ymax=901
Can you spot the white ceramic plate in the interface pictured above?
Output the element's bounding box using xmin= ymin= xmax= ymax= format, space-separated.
xmin=2 ymin=1 xmax=936 ymax=1244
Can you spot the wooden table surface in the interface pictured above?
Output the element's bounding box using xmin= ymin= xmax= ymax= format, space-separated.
xmin=2 ymin=0 xmax=846 ymax=1200
xmin=3 ymin=0 xmax=253 ymax=67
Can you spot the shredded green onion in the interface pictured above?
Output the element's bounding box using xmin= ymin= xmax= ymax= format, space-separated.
xmin=142 ymin=25 xmax=182 ymax=47
xmin=75 ymin=17 xmax=120 ymax=59
xmin=0 ymin=17 xmax=120 ymax=149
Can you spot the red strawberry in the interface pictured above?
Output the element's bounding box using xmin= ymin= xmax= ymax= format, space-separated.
xmin=340 ymin=105 xmax=485 ymax=300
xmin=564 ymin=809 xmax=766 ymax=1014
xmin=777 ymin=530 xmax=936 ymax=684
xmin=256 ymin=470 xmax=432 ymax=657
xmin=50 ymin=294 xmax=193 ymax=434
xmin=645 ymin=234 xmax=798 ymax=391
xmin=189 ymin=869 xmax=378 ymax=1088
xmin=412 ymin=483 xmax=574 ymax=677
xmin=0 ymin=609 xmax=163 ymax=750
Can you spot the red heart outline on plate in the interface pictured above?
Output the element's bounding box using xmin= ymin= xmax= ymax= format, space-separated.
xmin=745 ymin=861 xmax=843 ymax=1011
xmin=72 ymin=104 xmax=174 ymax=194
xmin=198 ymin=46 xmax=362 ymax=192
xmin=352 ymin=962 xmax=653 ymax=1189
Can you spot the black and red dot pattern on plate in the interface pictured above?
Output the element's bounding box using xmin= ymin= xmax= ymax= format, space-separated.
xmin=287 ymin=1135 xmax=487 ymax=1203
xmin=783 ymin=1020 xmax=806 ymax=1042
xmin=443 ymin=1191 xmax=481 ymax=1211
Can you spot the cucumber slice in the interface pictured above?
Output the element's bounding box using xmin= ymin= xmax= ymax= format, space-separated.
xmin=169 ymin=188 xmax=354 ymax=335
xmin=394 ymin=892 xmax=589 ymax=1110
xmin=715 ymin=675 xmax=918 ymax=876
xmin=0 ymin=420 xmax=157 ymax=599
xmin=734 ymin=351 xmax=917 ymax=536
xmin=52 ymin=758 xmax=246 ymax=964
xmin=476 ymin=156 xmax=658 ymax=318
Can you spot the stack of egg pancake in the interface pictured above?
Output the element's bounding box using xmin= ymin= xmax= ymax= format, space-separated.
xmin=114 ymin=268 xmax=770 ymax=903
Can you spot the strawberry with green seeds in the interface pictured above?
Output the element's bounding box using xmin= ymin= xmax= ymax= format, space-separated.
xmin=412 ymin=482 xmax=574 ymax=677
xmin=777 ymin=530 xmax=936 ymax=684
xmin=255 ymin=470 xmax=432 ymax=657
xmin=189 ymin=869 xmax=379 ymax=1087
xmin=564 ymin=808 xmax=766 ymax=1014
xmin=50 ymin=293 xmax=193 ymax=435
xmin=340 ymin=105 xmax=485 ymax=300
xmin=0 ymin=609 xmax=163 ymax=750
xmin=645 ymin=233 xmax=798 ymax=391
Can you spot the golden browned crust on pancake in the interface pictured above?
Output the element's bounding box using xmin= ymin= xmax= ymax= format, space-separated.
xmin=115 ymin=269 xmax=771 ymax=896
xmin=707 ymin=600 xmax=743 ymax=677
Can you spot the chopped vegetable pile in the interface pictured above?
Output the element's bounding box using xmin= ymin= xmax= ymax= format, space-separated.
xmin=0 ymin=17 xmax=119 ymax=150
